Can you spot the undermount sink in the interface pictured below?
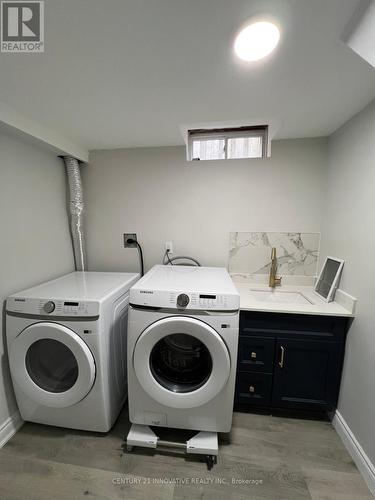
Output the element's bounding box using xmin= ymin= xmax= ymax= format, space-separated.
xmin=249 ymin=289 xmax=313 ymax=305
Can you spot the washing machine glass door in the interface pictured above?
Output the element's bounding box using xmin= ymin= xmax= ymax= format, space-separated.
xmin=9 ymin=322 xmax=96 ymax=408
xmin=133 ymin=316 xmax=230 ymax=409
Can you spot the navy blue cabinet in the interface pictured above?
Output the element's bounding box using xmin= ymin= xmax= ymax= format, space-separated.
xmin=235 ymin=311 xmax=350 ymax=418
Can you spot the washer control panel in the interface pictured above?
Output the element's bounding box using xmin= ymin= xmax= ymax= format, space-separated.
xmin=131 ymin=288 xmax=239 ymax=311
xmin=164 ymin=292 xmax=233 ymax=310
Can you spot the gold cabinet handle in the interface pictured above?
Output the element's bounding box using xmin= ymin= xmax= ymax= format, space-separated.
xmin=249 ymin=385 xmax=255 ymax=393
xmin=250 ymin=351 xmax=257 ymax=359
xmin=279 ymin=346 xmax=285 ymax=368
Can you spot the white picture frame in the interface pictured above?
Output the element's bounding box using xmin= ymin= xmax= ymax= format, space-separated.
xmin=314 ymin=256 xmax=345 ymax=302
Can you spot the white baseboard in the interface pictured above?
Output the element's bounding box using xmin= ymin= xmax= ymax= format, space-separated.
xmin=333 ymin=411 xmax=375 ymax=495
xmin=0 ymin=410 xmax=23 ymax=448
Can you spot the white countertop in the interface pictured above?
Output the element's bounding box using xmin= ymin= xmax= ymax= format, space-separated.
xmin=234 ymin=282 xmax=355 ymax=317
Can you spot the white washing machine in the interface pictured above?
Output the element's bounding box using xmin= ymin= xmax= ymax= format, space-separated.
xmin=127 ymin=265 xmax=240 ymax=438
xmin=6 ymin=271 xmax=139 ymax=432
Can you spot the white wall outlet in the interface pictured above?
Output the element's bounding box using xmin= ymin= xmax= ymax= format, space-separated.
xmin=165 ymin=241 xmax=173 ymax=254
xmin=123 ymin=233 xmax=137 ymax=248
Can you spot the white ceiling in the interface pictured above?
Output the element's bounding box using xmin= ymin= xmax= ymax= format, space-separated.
xmin=1 ymin=0 xmax=375 ymax=150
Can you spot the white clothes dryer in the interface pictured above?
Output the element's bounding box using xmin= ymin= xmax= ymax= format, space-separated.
xmin=6 ymin=271 xmax=139 ymax=432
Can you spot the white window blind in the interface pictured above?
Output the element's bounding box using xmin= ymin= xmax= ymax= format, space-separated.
xmin=192 ymin=138 xmax=225 ymax=161
xmin=188 ymin=126 xmax=268 ymax=161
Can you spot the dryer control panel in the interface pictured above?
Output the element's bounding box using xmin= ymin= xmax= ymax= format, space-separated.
xmin=6 ymin=297 xmax=100 ymax=317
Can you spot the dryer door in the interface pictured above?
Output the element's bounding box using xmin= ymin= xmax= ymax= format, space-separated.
xmin=9 ymin=322 xmax=96 ymax=408
xmin=133 ymin=316 xmax=231 ymax=409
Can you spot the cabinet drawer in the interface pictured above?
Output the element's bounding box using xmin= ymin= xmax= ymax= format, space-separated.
xmin=235 ymin=373 xmax=273 ymax=406
xmin=238 ymin=336 xmax=275 ymax=373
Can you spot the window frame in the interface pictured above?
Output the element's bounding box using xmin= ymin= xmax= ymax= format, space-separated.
xmin=188 ymin=126 xmax=268 ymax=161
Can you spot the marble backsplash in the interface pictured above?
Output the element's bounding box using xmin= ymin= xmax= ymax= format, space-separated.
xmin=229 ymin=232 xmax=320 ymax=277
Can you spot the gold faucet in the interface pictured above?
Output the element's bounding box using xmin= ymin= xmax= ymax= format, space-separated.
xmin=269 ymin=247 xmax=282 ymax=288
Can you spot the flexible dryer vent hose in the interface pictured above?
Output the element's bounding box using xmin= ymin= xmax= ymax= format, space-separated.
xmin=62 ymin=156 xmax=86 ymax=271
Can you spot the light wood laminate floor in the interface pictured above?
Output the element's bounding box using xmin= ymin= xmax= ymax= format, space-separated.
xmin=0 ymin=407 xmax=372 ymax=500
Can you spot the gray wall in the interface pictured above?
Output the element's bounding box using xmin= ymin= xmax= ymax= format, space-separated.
xmin=0 ymin=131 xmax=74 ymax=428
xmin=84 ymin=138 xmax=328 ymax=273
xmin=320 ymin=99 xmax=375 ymax=465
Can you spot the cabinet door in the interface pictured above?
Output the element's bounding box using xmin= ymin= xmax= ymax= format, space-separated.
xmin=272 ymin=339 xmax=343 ymax=411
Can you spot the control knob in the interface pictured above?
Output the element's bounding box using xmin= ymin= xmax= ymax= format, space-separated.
xmin=43 ymin=301 xmax=55 ymax=314
xmin=177 ymin=293 xmax=189 ymax=309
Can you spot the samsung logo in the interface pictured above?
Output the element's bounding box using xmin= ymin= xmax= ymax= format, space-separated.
xmin=14 ymin=298 xmax=26 ymax=302
xmin=140 ymin=290 xmax=154 ymax=294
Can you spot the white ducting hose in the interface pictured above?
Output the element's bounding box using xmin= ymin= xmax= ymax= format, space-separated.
xmin=62 ymin=156 xmax=86 ymax=271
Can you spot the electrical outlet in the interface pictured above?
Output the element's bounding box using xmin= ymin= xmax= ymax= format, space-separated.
xmin=165 ymin=241 xmax=173 ymax=254
xmin=123 ymin=233 xmax=137 ymax=248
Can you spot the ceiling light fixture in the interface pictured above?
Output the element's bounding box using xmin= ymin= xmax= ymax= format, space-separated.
xmin=234 ymin=21 xmax=280 ymax=62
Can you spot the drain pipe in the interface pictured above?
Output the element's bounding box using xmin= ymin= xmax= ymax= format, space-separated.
xmin=62 ymin=156 xmax=86 ymax=271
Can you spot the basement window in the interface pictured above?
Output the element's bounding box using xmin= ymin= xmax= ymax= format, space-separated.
xmin=188 ymin=126 xmax=268 ymax=161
